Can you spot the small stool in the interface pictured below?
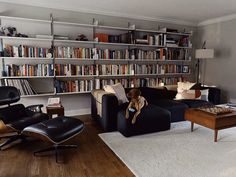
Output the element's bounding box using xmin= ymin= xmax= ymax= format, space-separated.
xmin=46 ymin=106 xmax=64 ymax=119
xmin=22 ymin=116 xmax=84 ymax=163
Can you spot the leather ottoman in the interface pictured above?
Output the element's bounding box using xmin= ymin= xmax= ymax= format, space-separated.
xmin=23 ymin=116 xmax=84 ymax=162
xmin=117 ymin=104 xmax=171 ymax=137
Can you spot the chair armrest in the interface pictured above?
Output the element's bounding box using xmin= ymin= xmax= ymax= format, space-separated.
xmin=26 ymin=104 xmax=44 ymax=113
xmin=101 ymin=94 xmax=119 ymax=131
xmin=91 ymin=89 xmax=120 ymax=131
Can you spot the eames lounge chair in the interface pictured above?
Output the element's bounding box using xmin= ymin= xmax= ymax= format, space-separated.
xmin=0 ymin=86 xmax=49 ymax=150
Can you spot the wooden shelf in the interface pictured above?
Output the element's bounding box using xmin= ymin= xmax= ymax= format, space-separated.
xmin=166 ymin=46 xmax=192 ymax=49
xmin=0 ymin=57 xmax=53 ymax=64
xmin=55 ymin=75 xmax=97 ymax=79
xmin=1 ymin=76 xmax=54 ymax=79
xmin=135 ymin=44 xmax=165 ymax=48
xmin=99 ymin=74 xmax=134 ymax=78
xmin=97 ymin=42 xmax=134 ymax=46
xmin=0 ymin=57 xmax=53 ymax=60
xmin=0 ymin=36 xmax=52 ymax=42
xmin=20 ymin=93 xmax=55 ymax=98
xmin=55 ymin=91 xmax=91 ymax=95
xmin=135 ymin=28 xmax=165 ymax=33
xmin=96 ymin=25 xmax=131 ymax=31
xmin=54 ymin=39 xmax=96 ymax=44
xmin=0 ymin=16 xmax=51 ymax=24
xmin=54 ymin=21 xmax=94 ymax=28
xmin=55 ymin=58 xmax=96 ymax=60
xmin=166 ymin=32 xmax=191 ymax=36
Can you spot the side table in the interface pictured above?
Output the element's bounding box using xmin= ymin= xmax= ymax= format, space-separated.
xmin=46 ymin=106 xmax=64 ymax=119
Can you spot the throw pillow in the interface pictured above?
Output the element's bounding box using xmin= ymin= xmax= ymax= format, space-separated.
xmin=197 ymin=89 xmax=209 ymax=101
xmin=175 ymin=82 xmax=196 ymax=100
xmin=103 ymin=83 xmax=129 ymax=104
xmin=175 ymin=82 xmax=209 ymax=101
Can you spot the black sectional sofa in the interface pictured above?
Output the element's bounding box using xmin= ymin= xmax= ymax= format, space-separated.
xmin=91 ymin=86 xmax=221 ymax=135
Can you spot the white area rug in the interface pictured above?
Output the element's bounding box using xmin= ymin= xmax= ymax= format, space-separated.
xmin=99 ymin=121 xmax=236 ymax=177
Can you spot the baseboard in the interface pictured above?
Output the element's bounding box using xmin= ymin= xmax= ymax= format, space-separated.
xmin=65 ymin=108 xmax=91 ymax=116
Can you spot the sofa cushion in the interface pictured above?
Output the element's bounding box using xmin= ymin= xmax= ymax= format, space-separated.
xmin=151 ymin=99 xmax=188 ymax=122
xmin=139 ymin=87 xmax=168 ymax=101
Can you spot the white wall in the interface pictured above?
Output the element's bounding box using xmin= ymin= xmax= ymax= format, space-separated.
xmin=197 ymin=19 xmax=236 ymax=103
xmin=0 ymin=2 xmax=196 ymax=115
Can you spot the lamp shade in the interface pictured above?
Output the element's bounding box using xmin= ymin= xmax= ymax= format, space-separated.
xmin=195 ymin=49 xmax=214 ymax=59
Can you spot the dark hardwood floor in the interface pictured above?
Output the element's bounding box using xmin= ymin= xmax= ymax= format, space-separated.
xmin=0 ymin=115 xmax=135 ymax=177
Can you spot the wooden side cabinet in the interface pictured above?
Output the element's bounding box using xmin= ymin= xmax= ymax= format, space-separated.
xmin=46 ymin=106 xmax=65 ymax=119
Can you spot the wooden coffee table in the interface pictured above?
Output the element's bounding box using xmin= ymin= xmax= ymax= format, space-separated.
xmin=185 ymin=108 xmax=236 ymax=142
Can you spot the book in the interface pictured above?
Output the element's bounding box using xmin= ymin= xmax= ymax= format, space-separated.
xmin=47 ymin=97 xmax=61 ymax=107
xmin=55 ymin=80 xmax=94 ymax=93
xmin=5 ymin=64 xmax=53 ymax=76
xmin=3 ymin=44 xmax=50 ymax=58
xmin=3 ymin=79 xmax=37 ymax=95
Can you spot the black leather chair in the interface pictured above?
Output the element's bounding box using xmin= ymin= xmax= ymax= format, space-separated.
xmin=0 ymin=86 xmax=49 ymax=150
xmin=23 ymin=116 xmax=84 ymax=163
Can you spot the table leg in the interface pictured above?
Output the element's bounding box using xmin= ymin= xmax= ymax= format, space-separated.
xmin=214 ymin=130 xmax=218 ymax=142
xmin=191 ymin=122 xmax=194 ymax=132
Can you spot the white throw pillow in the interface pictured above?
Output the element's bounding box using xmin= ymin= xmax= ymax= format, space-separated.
xmin=175 ymin=81 xmax=209 ymax=101
xmin=175 ymin=82 xmax=196 ymax=100
xmin=103 ymin=83 xmax=128 ymax=104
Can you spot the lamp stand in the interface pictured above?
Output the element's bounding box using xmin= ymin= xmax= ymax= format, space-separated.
xmin=196 ymin=58 xmax=200 ymax=84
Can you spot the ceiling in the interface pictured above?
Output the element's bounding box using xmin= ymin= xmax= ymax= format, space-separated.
xmin=1 ymin=0 xmax=236 ymax=26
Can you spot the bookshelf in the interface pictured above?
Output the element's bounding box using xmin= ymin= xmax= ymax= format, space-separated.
xmin=0 ymin=15 xmax=193 ymax=97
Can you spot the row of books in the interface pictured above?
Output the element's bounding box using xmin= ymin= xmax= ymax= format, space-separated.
xmin=4 ymin=63 xmax=190 ymax=77
xmin=98 ymin=64 xmax=134 ymax=75
xmin=54 ymin=47 xmax=94 ymax=59
xmin=55 ymin=64 xmax=134 ymax=76
xmin=56 ymin=64 xmax=189 ymax=76
xmin=55 ymin=77 xmax=185 ymax=93
xmin=134 ymin=64 xmax=189 ymax=74
xmin=55 ymin=64 xmax=97 ymax=76
xmin=54 ymin=48 xmax=188 ymax=60
xmin=3 ymin=64 xmax=54 ymax=76
xmin=2 ymin=44 xmax=190 ymax=61
xmin=4 ymin=44 xmax=51 ymax=58
xmin=1 ymin=76 xmax=187 ymax=96
xmin=98 ymin=64 xmax=189 ymax=75
xmin=95 ymin=32 xmax=134 ymax=44
xmin=166 ymin=36 xmax=190 ymax=48
xmin=135 ymin=48 xmax=166 ymax=60
xmin=55 ymin=80 xmax=94 ymax=93
xmin=135 ymin=34 xmax=166 ymax=46
xmin=135 ymin=64 xmax=164 ymax=75
xmin=95 ymin=77 xmax=184 ymax=89
xmin=2 ymin=79 xmax=36 ymax=95
xmin=165 ymin=49 xmax=190 ymax=60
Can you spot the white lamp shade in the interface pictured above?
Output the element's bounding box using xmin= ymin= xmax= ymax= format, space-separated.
xmin=195 ymin=49 xmax=214 ymax=59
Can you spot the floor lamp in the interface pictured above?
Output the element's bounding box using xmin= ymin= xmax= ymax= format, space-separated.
xmin=195 ymin=49 xmax=214 ymax=84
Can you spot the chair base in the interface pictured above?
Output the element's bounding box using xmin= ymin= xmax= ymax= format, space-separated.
xmin=0 ymin=135 xmax=24 ymax=150
xmin=34 ymin=144 xmax=78 ymax=163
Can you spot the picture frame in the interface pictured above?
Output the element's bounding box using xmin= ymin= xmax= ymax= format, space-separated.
xmin=182 ymin=65 xmax=189 ymax=73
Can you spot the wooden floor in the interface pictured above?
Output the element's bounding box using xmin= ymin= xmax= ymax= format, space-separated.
xmin=0 ymin=115 xmax=135 ymax=177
